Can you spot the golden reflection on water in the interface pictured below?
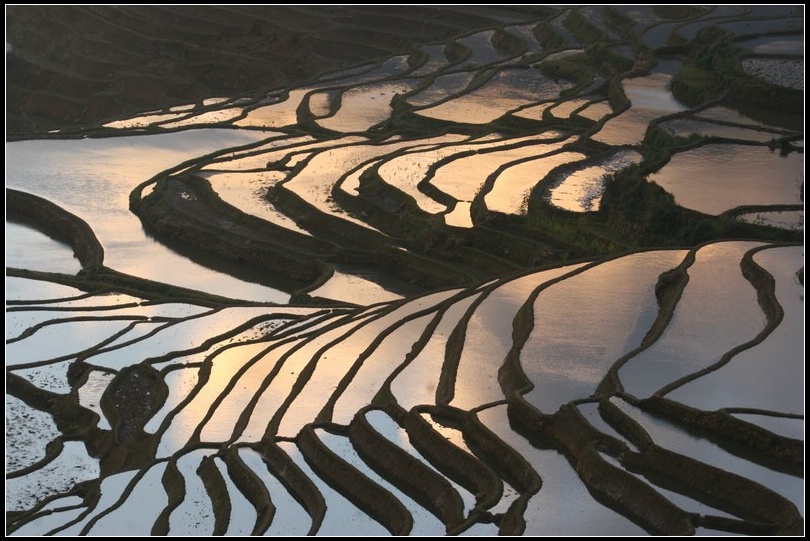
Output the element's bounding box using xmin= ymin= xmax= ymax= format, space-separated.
xmin=407 ymin=72 xmax=475 ymax=108
xmin=665 ymin=245 xmax=804 ymax=413
xmin=548 ymin=98 xmax=589 ymax=119
xmin=151 ymin=310 xmax=309 ymax=450
xmin=234 ymin=89 xmax=308 ymax=128
xmin=160 ymin=108 xmax=243 ymax=129
xmin=417 ymin=70 xmax=566 ymax=124
xmin=420 ymin=413 xmax=471 ymax=453
xmin=486 ymin=150 xmax=583 ymax=214
xmin=649 ymin=145 xmax=803 ymax=215
xmin=578 ymin=101 xmax=613 ymax=122
xmin=204 ymin=171 xmax=311 ymax=236
xmin=593 ymin=70 xmax=686 ymax=146
xmin=524 ymin=250 xmax=688 ymax=412
xmin=451 ymin=264 xmax=587 ymax=411
xmin=270 ymin=316 xmax=375 ymax=437
xmin=549 ymin=165 xmax=611 ymax=212
xmin=103 ymin=112 xmax=182 ymax=129
xmin=444 ymin=201 xmax=473 ymax=228
xmin=235 ymin=339 xmax=303 ymax=443
xmin=339 ymin=161 xmax=377 ymax=195
xmin=513 ymin=102 xmax=551 ymax=121
xmin=378 ymin=152 xmax=449 ymax=213
xmin=318 ymin=81 xmax=419 ymax=132
xmin=309 ymin=268 xmax=404 ymax=304
xmin=619 ymin=242 xmax=765 ymax=399
xmin=287 ymin=135 xmax=468 ymax=230
xmin=308 ymin=91 xmax=333 ymax=117
xmin=549 ymin=150 xmax=641 ymax=213
xmin=432 ymin=137 xmax=563 ymax=202
xmin=377 ymin=134 xmax=499 ymax=214
xmin=160 ymin=341 xmax=271 ymax=450
xmin=390 ymin=294 xmax=479 ymax=410
xmin=275 ymin=303 xmax=439 ymax=435
xmin=331 ymin=315 xmax=433 ymax=425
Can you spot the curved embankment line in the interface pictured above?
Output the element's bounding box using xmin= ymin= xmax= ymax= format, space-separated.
xmin=494 ymin=246 xmax=670 ymax=401
xmin=470 ymin=144 xmax=573 ymax=217
xmin=723 ymin=407 xmax=803 ymax=419
xmin=462 ymin=406 xmax=542 ymax=497
xmin=598 ymin=397 xmax=803 ymax=534
xmin=594 ymin=245 xmax=695 ymax=396
xmin=151 ymin=457 xmax=184 ymax=535
xmin=633 ymin=242 xmax=803 ymax=474
xmin=7 ymin=266 xmax=259 ymax=306
xmin=437 ymin=250 xmax=605 ymax=406
xmin=6 ymin=314 xmax=149 ymax=345
xmin=196 ymin=455 xmax=231 ymax=535
xmin=461 ymin=407 xmax=542 ymax=535
xmin=185 ymin=337 xmax=291 ymax=446
xmin=580 ymin=239 xmax=803 ymax=471
xmin=252 ymin=440 xmax=325 ymax=535
xmin=5 ymin=295 xmax=140 ymax=314
xmin=6 ymin=288 xmax=108 ymax=307
xmin=525 ymin=144 xmax=637 ymax=213
xmin=186 ymin=175 xmax=338 ymax=257
xmin=7 ymin=188 xmax=105 ymax=269
xmin=295 ymin=276 xmax=545 ymax=530
xmin=7 ymin=319 xmax=146 ymax=371
xmin=222 ymin=446 xmax=276 ymax=535
xmin=418 ymin=132 xmax=561 ymax=211
xmin=137 ymin=174 xmax=333 ymax=290
xmin=655 ymin=242 xmax=791 ymax=397
xmin=312 ymin=284 xmax=481 ymax=413
xmin=339 ymin=166 xmax=533 ymax=277
xmin=206 ymin=312 xmax=372 ymax=445
xmin=494 ymin=246 xmax=746 ymax=535
xmin=404 ymin=406 xmax=503 ymax=519
xmin=415 ymin=403 xmax=544 ymax=535
xmin=148 ymin=325 xmax=296 ymax=447
xmin=435 ymin=272 xmax=516 ymax=405
xmin=315 ymin=294 xmax=452 ymax=424
xmin=620 ymin=437 xmax=803 ymax=534
xmin=347 ymin=409 xmax=465 ymax=531
xmin=5 ymin=438 xmax=65 ymax=480
xmin=297 ymin=425 xmax=413 ymax=535
xmin=638 ymin=396 xmax=803 ymax=476
xmin=721 ymin=203 xmax=804 ymax=219
xmin=271 ymin=174 xmax=483 ymax=288
xmin=261 ymin=304 xmax=418 ymax=438
xmin=511 ymin=401 xmax=697 ymax=535
xmin=6 ymin=188 xmax=266 ymax=305
xmin=76 ymin=456 xmax=166 ymax=535
xmin=347 ymin=156 xmax=553 ymax=272
xmin=597 ymin=398 xmax=653 ymax=451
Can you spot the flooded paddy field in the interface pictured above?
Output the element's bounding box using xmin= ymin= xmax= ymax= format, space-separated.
xmin=6 ymin=5 xmax=804 ymax=537
xmin=649 ymin=144 xmax=803 ymax=215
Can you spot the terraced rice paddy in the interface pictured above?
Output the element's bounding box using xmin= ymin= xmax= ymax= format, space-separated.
xmin=649 ymin=145 xmax=803 ymax=215
xmin=593 ymin=61 xmax=687 ymax=146
xmin=6 ymin=5 xmax=804 ymax=537
xmin=547 ymin=149 xmax=642 ymax=212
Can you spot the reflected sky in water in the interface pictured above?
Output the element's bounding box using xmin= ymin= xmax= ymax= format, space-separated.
xmin=6 ymin=130 xmax=289 ymax=302
xmin=650 ymin=144 xmax=803 ymax=215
